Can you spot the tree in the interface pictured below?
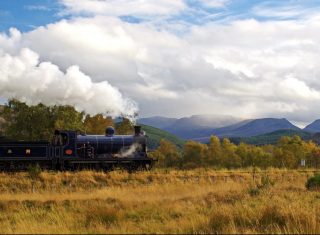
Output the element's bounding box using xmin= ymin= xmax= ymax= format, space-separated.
xmin=1 ymin=100 xmax=84 ymax=141
xmin=84 ymin=114 xmax=114 ymax=134
xmin=275 ymin=135 xmax=307 ymax=168
xmin=116 ymin=118 xmax=134 ymax=135
xmin=221 ymin=138 xmax=241 ymax=168
xmin=1 ymin=100 xmax=54 ymax=140
xmin=51 ymin=105 xmax=84 ymax=131
xmin=150 ymin=139 xmax=182 ymax=168
xmin=206 ymin=136 xmax=222 ymax=167
xmin=307 ymin=144 xmax=320 ymax=168
xmin=183 ymin=141 xmax=208 ymax=168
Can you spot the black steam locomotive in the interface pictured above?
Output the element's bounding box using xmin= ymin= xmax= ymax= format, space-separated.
xmin=0 ymin=126 xmax=154 ymax=171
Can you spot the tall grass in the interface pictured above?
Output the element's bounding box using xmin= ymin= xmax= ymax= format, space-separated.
xmin=0 ymin=168 xmax=318 ymax=233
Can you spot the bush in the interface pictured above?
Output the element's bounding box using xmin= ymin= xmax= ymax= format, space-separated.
xmin=306 ymin=174 xmax=320 ymax=191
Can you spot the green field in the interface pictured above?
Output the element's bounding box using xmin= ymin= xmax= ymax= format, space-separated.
xmin=0 ymin=168 xmax=319 ymax=234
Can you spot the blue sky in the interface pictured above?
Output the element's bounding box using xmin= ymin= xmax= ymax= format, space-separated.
xmin=1 ymin=0 xmax=319 ymax=32
xmin=0 ymin=0 xmax=63 ymax=32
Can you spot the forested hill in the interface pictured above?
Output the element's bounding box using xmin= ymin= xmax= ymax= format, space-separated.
xmin=139 ymin=124 xmax=185 ymax=150
xmin=229 ymin=129 xmax=313 ymax=145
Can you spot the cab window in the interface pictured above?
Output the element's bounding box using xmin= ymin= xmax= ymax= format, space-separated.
xmin=52 ymin=132 xmax=69 ymax=146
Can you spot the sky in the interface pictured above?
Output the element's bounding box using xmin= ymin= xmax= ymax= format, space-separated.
xmin=1 ymin=0 xmax=320 ymax=127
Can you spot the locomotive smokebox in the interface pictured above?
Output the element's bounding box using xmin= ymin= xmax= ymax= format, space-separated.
xmin=134 ymin=126 xmax=141 ymax=136
xmin=105 ymin=126 xmax=115 ymax=136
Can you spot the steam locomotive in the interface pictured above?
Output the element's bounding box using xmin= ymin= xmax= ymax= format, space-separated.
xmin=0 ymin=126 xmax=154 ymax=171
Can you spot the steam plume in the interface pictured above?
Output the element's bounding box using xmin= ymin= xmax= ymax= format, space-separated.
xmin=0 ymin=48 xmax=138 ymax=119
xmin=116 ymin=143 xmax=140 ymax=158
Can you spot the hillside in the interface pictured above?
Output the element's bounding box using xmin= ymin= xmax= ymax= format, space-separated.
xmin=140 ymin=124 xmax=185 ymax=149
xmin=138 ymin=116 xmax=178 ymax=129
xmin=138 ymin=115 xmax=242 ymax=139
xmin=229 ymin=129 xmax=312 ymax=145
xmin=215 ymin=118 xmax=300 ymax=137
xmin=304 ymin=119 xmax=320 ymax=133
xmin=140 ymin=116 xmax=301 ymax=140
xmin=190 ymin=118 xmax=301 ymax=142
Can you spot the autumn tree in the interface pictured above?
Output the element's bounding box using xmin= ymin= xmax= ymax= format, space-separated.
xmin=183 ymin=141 xmax=208 ymax=168
xmin=84 ymin=114 xmax=114 ymax=134
xmin=150 ymin=139 xmax=182 ymax=168
xmin=221 ymin=138 xmax=241 ymax=168
xmin=305 ymin=141 xmax=320 ymax=168
xmin=116 ymin=118 xmax=134 ymax=135
xmin=275 ymin=135 xmax=307 ymax=168
xmin=206 ymin=136 xmax=222 ymax=167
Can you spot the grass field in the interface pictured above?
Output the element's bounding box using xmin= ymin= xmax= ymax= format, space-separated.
xmin=0 ymin=168 xmax=319 ymax=234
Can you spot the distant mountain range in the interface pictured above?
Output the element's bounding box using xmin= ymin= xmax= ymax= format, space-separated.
xmin=138 ymin=115 xmax=320 ymax=143
xmin=304 ymin=119 xmax=320 ymax=133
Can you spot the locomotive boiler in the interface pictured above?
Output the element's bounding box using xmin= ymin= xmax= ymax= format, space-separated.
xmin=0 ymin=126 xmax=154 ymax=171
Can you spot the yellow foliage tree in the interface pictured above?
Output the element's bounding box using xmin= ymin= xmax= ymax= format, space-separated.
xmin=150 ymin=139 xmax=181 ymax=168
xmin=84 ymin=114 xmax=114 ymax=134
xmin=183 ymin=141 xmax=208 ymax=168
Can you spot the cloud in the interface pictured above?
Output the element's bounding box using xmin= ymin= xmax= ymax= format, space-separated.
xmin=24 ymin=5 xmax=51 ymax=11
xmin=251 ymin=1 xmax=320 ymax=20
xmin=0 ymin=47 xmax=137 ymax=119
xmin=2 ymin=3 xmax=320 ymax=125
xmin=200 ymin=0 xmax=229 ymax=8
xmin=59 ymin=0 xmax=187 ymax=17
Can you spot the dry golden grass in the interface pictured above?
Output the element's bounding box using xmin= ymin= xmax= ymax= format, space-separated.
xmin=0 ymin=168 xmax=318 ymax=234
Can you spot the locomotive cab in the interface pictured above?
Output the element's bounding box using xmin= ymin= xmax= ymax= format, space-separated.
xmin=52 ymin=130 xmax=69 ymax=146
xmin=51 ymin=130 xmax=77 ymax=158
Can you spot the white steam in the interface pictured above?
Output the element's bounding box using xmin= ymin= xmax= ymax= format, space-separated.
xmin=0 ymin=48 xmax=138 ymax=119
xmin=116 ymin=143 xmax=141 ymax=158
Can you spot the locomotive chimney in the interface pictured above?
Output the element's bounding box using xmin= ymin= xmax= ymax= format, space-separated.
xmin=134 ymin=126 xmax=141 ymax=136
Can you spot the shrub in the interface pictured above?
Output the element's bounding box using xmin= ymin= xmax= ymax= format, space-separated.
xmin=306 ymin=174 xmax=320 ymax=191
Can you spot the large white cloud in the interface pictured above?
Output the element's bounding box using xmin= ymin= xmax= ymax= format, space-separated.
xmin=0 ymin=47 xmax=137 ymax=119
xmin=1 ymin=3 xmax=320 ymax=125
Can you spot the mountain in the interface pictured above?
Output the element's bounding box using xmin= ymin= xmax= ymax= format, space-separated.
xmin=138 ymin=116 xmax=177 ymax=129
xmin=304 ymin=119 xmax=320 ymax=133
xmin=169 ymin=115 xmax=242 ymax=130
xmin=229 ymin=129 xmax=312 ymax=145
xmin=214 ymin=118 xmax=300 ymax=137
xmin=139 ymin=124 xmax=185 ymax=150
xmin=191 ymin=118 xmax=301 ymax=142
xmin=139 ymin=115 xmax=242 ymax=139
xmin=139 ymin=115 xmax=301 ymax=141
xmin=138 ymin=115 xmax=241 ymax=130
